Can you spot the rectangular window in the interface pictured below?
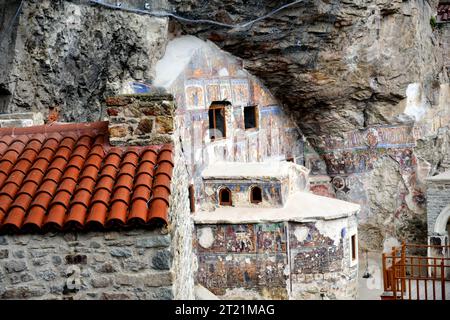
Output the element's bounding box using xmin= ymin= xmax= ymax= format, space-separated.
xmin=209 ymin=104 xmax=227 ymax=140
xmin=351 ymin=234 xmax=357 ymax=261
xmin=244 ymin=106 xmax=258 ymax=130
xmin=0 ymin=87 xmax=11 ymax=114
xmin=188 ymin=184 xmax=196 ymax=213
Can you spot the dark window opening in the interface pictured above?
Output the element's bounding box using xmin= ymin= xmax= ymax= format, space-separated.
xmin=189 ymin=184 xmax=195 ymax=213
xmin=250 ymin=186 xmax=262 ymax=204
xmin=351 ymin=235 xmax=357 ymax=261
xmin=0 ymin=86 xmax=11 ymax=114
xmin=219 ymin=187 xmax=232 ymax=206
xmin=209 ymin=103 xmax=228 ymax=140
xmin=244 ymin=106 xmax=258 ymax=130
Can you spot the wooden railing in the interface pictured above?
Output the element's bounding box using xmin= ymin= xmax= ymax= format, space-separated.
xmin=382 ymin=242 xmax=450 ymax=300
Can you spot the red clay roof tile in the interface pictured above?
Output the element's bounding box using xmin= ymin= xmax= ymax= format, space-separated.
xmin=0 ymin=121 xmax=173 ymax=232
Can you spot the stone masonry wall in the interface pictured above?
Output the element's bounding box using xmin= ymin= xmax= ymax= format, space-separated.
xmin=0 ymin=229 xmax=174 ymax=300
xmin=426 ymin=180 xmax=450 ymax=236
xmin=169 ymin=125 xmax=196 ymax=300
xmin=105 ymin=94 xmax=175 ymax=146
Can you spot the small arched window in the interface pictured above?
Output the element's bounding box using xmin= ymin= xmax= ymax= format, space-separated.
xmin=250 ymin=186 xmax=262 ymax=204
xmin=219 ymin=187 xmax=232 ymax=206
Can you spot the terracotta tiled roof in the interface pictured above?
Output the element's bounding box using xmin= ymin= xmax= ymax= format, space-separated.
xmin=438 ymin=3 xmax=450 ymax=22
xmin=0 ymin=121 xmax=173 ymax=233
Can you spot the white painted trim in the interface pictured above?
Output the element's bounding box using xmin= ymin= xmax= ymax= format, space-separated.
xmin=434 ymin=205 xmax=450 ymax=235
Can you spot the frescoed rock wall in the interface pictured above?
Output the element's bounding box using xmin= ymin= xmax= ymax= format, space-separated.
xmin=195 ymin=217 xmax=358 ymax=300
xmin=166 ymin=42 xmax=305 ymax=209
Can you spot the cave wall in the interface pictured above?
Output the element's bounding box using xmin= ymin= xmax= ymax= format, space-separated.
xmin=169 ymin=0 xmax=450 ymax=250
xmin=0 ymin=0 xmax=168 ymax=121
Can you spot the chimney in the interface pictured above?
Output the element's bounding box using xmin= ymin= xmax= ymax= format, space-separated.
xmin=104 ymin=94 xmax=175 ymax=147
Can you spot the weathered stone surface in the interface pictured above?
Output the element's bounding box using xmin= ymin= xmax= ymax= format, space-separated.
xmin=123 ymin=258 xmax=147 ymax=272
xmin=110 ymin=248 xmax=133 ymax=258
xmin=136 ymin=235 xmax=171 ymax=248
xmin=0 ymin=249 xmax=9 ymax=259
xmin=109 ymin=125 xmax=129 ymax=138
xmin=8 ymin=272 xmax=34 ymax=284
xmin=51 ymin=256 xmax=62 ymax=266
xmin=91 ymin=276 xmax=112 ymax=288
xmin=4 ymin=260 xmax=27 ymax=273
xmin=0 ymin=236 xmax=8 ymax=245
xmin=101 ymin=292 xmax=133 ymax=300
xmin=37 ymin=269 xmax=58 ymax=281
xmin=13 ymin=251 xmax=25 ymax=259
xmin=90 ymin=241 xmax=101 ymax=249
xmin=1 ymin=0 xmax=168 ymax=122
xmin=152 ymin=249 xmax=172 ymax=270
xmin=95 ymin=262 xmax=117 ymax=274
xmin=155 ymin=116 xmax=174 ymax=134
xmin=136 ymin=118 xmax=153 ymax=134
xmin=1 ymin=285 xmax=46 ymax=299
xmin=144 ymin=271 xmax=173 ymax=287
xmin=148 ymin=286 xmax=174 ymax=300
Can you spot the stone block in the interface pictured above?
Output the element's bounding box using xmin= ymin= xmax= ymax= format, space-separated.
xmin=107 ymin=108 xmax=119 ymax=116
xmin=38 ymin=269 xmax=57 ymax=281
xmin=152 ymin=249 xmax=172 ymax=270
xmin=110 ymin=248 xmax=132 ymax=258
xmin=9 ymin=273 xmax=33 ymax=284
xmin=52 ymin=256 xmax=62 ymax=266
xmin=136 ymin=235 xmax=171 ymax=248
xmin=106 ymin=96 xmax=132 ymax=106
xmin=90 ymin=241 xmax=101 ymax=249
xmin=0 ymin=236 xmax=7 ymax=245
xmin=95 ymin=262 xmax=117 ymax=273
xmin=155 ymin=116 xmax=174 ymax=134
xmin=109 ymin=125 xmax=130 ymax=138
xmin=0 ymin=249 xmax=9 ymax=259
xmin=144 ymin=271 xmax=173 ymax=287
xmin=123 ymin=258 xmax=147 ymax=272
xmin=1 ymin=285 xmax=46 ymax=299
xmin=32 ymin=258 xmax=48 ymax=266
xmin=136 ymin=118 xmax=153 ymax=134
xmin=91 ymin=276 xmax=112 ymax=288
xmin=101 ymin=292 xmax=133 ymax=300
xmin=4 ymin=260 xmax=27 ymax=273
xmin=147 ymin=286 xmax=173 ymax=300
xmin=13 ymin=251 xmax=25 ymax=259
xmin=115 ymin=274 xmax=137 ymax=286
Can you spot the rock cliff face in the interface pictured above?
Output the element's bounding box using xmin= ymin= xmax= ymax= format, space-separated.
xmin=170 ymin=0 xmax=443 ymax=136
xmin=1 ymin=0 xmax=450 ymax=250
xmin=170 ymin=0 xmax=450 ymax=250
xmin=0 ymin=0 xmax=168 ymax=121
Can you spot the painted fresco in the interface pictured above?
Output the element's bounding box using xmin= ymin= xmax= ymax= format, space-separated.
xmin=196 ymin=223 xmax=288 ymax=297
xmin=226 ymin=224 xmax=256 ymax=253
xmin=289 ymin=223 xmax=344 ymax=275
xmin=304 ymin=122 xmax=426 ymax=224
xmin=231 ymin=79 xmax=250 ymax=106
xmin=256 ymin=223 xmax=286 ymax=253
xmin=168 ymin=41 xmax=305 ymax=210
xmin=205 ymin=79 xmax=221 ymax=105
xmin=185 ymin=82 xmax=205 ymax=110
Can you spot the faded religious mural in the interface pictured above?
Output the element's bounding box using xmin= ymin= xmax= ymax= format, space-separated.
xmin=195 ymin=220 xmax=358 ymax=300
xmin=195 ymin=223 xmax=289 ymax=299
xmin=304 ymin=122 xmax=429 ymax=249
xmin=165 ymin=41 xmax=304 ymax=208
